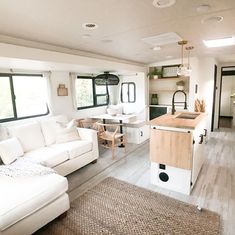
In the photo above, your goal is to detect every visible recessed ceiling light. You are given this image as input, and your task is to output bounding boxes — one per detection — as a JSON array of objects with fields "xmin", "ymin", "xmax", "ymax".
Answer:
[
  {"xmin": 152, "ymin": 46, "xmax": 161, "ymax": 51},
  {"xmin": 166, "ymin": 55, "xmax": 173, "ymax": 59},
  {"xmin": 201, "ymin": 16, "xmax": 223, "ymax": 24},
  {"xmin": 153, "ymin": 0, "xmax": 176, "ymax": 8},
  {"xmin": 82, "ymin": 23, "xmax": 98, "ymax": 30},
  {"xmin": 203, "ymin": 36, "xmax": 235, "ymax": 48},
  {"xmin": 197, "ymin": 4, "xmax": 211, "ymax": 13}
]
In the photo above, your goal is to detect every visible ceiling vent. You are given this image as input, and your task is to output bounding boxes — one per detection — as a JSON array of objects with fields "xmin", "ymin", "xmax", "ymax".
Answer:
[
  {"xmin": 142, "ymin": 32, "xmax": 182, "ymax": 46},
  {"xmin": 153, "ymin": 0, "xmax": 176, "ymax": 8},
  {"xmin": 201, "ymin": 16, "xmax": 223, "ymax": 24}
]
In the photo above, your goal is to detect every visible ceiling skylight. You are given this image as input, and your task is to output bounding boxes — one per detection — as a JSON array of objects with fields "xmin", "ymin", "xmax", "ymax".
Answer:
[{"xmin": 203, "ymin": 37, "xmax": 235, "ymax": 48}]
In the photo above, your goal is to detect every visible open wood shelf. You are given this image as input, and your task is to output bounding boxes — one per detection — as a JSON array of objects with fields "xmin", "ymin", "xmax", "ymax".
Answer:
[{"xmin": 149, "ymin": 76, "xmax": 190, "ymax": 81}]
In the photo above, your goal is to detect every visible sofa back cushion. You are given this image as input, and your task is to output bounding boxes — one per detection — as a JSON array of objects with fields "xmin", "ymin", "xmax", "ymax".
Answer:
[
  {"xmin": 40, "ymin": 115, "xmax": 68, "ymax": 146},
  {"xmin": 0, "ymin": 137, "xmax": 24, "ymax": 164},
  {"xmin": 8, "ymin": 122, "xmax": 45, "ymax": 152}
]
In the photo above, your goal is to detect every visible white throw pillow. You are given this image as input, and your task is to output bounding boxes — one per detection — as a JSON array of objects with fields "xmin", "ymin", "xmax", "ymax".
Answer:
[
  {"xmin": 8, "ymin": 122, "xmax": 45, "ymax": 152},
  {"xmin": 56, "ymin": 127, "xmax": 81, "ymax": 144},
  {"xmin": 0, "ymin": 138, "xmax": 24, "ymax": 165},
  {"xmin": 40, "ymin": 115, "xmax": 69, "ymax": 146},
  {"xmin": 66, "ymin": 119, "xmax": 78, "ymax": 128}
]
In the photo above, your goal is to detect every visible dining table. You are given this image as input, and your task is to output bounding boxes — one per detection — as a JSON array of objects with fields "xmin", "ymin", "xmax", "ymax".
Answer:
[{"xmin": 90, "ymin": 113, "xmax": 136, "ymax": 147}]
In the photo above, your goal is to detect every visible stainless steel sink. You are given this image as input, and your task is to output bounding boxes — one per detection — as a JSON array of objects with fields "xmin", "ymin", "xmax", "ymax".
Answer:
[{"xmin": 176, "ymin": 113, "xmax": 200, "ymax": 120}]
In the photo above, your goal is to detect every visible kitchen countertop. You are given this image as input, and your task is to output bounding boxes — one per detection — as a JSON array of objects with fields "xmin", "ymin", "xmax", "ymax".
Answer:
[{"xmin": 149, "ymin": 112, "xmax": 207, "ymax": 129}]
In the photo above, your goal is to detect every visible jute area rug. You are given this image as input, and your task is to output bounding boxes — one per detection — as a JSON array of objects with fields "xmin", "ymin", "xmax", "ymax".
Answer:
[{"xmin": 36, "ymin": 177, "xmax": 221, "ymax": 235}]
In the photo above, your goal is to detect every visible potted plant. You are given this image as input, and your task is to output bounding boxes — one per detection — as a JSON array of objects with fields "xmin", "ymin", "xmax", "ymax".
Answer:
[
  {"xmin": 176, "ymin": 80, "xmax": 185, "ymax": 90},
  {"xmin": 148, "ymin": 67, "xmax": 162, "ymax": 79}
]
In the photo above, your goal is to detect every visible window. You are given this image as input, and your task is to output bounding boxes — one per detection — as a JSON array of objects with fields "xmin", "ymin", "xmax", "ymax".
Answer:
[
  {"xmin": 121, "ymin": 82, "xmax": 136, "ymax": 103},
  {"xmin": 76, "ymin": 76, "xmax": 109, "ymax": 109},
  {"xmin": 0, "ymin": 74, "xmax": 49, "ymax": 122}
]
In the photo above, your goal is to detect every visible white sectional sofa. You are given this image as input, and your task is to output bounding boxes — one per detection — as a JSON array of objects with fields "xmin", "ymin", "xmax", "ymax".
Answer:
[{"xmin": 0, "ymin": 115, "xmax": 99, "ymax": 235}]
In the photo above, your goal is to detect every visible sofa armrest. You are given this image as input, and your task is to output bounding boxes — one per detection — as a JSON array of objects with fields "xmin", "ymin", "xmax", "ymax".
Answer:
[
  {"xmin": 77, "ymin": 128, "xmax": 99, "ymax": 159},
  {"xmin": 77, "ymin": 128, "xmax": 97, "ymax": 141}
]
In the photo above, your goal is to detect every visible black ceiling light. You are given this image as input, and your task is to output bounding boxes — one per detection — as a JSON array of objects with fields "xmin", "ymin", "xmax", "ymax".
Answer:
[{"xmin": 95, "ymin": 72, "xmax": 119, "ymax": 86}]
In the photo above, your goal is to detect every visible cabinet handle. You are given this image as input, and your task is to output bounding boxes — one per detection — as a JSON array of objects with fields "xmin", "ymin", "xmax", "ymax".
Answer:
[
  {"xmin": 203, "ymin": 129, "xmax": 207, "ymax": 137},
  {"xmin": 199, "ymin": 134, "xmax": 203, "ymax": 144},
  {"xmin": 140, "ymin": 131, "xmax": 143, "ymax": 137}
]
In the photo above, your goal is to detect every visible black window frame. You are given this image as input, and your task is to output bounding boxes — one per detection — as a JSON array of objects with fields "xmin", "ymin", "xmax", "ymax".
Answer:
[
  {"xmin": 76, "ymin": 76, "xmax": 109, "ymax": 110},
  {"xmin": 121, "ymin": 82, "xmax": 136, "ymax": 103},
  {"xmin": 0, "ymin": 73, "xmax": 49, "ymax": 123}
]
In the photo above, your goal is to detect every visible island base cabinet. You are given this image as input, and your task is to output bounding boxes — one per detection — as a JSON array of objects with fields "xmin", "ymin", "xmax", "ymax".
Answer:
[{"xmin": 151, "ymin": 162, "xmax": 191, "ymax": 195}]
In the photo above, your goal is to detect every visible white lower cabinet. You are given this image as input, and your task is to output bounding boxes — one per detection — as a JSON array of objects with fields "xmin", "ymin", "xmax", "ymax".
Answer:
[
  {"xmin": 150, "ymin": 118, "xmax": 207, "ymax": 194},
  {"xmin": 125, "ymin": 125, "xmax": 150, "ymax": 144},
  {"xmin": 151, "ymin": 162, "xmax": 191, "ymax": 195}
]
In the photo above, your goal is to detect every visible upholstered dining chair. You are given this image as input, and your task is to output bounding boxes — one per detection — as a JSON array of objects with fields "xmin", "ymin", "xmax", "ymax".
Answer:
[{"xmin": 95, "ymin": 122, "xmax": 126, "ymax": 160}]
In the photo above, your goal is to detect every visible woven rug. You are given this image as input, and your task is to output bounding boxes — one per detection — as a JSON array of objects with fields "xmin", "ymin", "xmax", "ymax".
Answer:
[{"xmin": 36, "ymin": 177, "xmax": 221, "ymax": 235}]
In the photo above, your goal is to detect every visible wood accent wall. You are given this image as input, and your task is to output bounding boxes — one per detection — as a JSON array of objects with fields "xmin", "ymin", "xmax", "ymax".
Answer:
[{"xmin": 150, "ymin": 129, "xmax": 193, "ymax": 170}]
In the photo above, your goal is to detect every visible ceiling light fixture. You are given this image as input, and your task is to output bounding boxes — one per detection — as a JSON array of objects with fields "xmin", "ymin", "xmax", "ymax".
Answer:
[
  {"xmin": 203, "ymin": 36, "xmax": 235, "ymax": 48},
  {"xmin": 177, "ymin": 40, "xmax": 188, "ymax": 76},
  {"xmin": 82, "ymin": 23, "xmax": 98, "ymax": 30},
  {"xmin": 153, "ymin": 46, "xmax": 161, "ymax": 51},
  {"xmin": 153, "ymin": 0, "xmax": 176, "ymax": 8},
  {"xmin": 185, "ymin": 46, "xmax": 194, "ymax": 76}
]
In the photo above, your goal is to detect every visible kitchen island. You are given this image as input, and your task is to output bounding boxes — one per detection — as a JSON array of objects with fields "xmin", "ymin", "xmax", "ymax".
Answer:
[{"xmin": 149, "ymin": 112, "xmax": 207, "ymax": 194}]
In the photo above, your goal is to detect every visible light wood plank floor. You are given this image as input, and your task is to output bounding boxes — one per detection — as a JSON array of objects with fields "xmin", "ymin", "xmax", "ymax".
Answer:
[{"xmin": 68, "ymin": 128, "xmax": 235, "ymax": 235}]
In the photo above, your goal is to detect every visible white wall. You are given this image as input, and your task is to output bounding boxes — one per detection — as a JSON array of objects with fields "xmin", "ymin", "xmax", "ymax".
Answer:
[
  {"xmin": 197, "ymin": 57, "xmax": 217, "ymax": 133},
  {"xmin": 118, "ymin": 73, "xmax": 147, "ymax": 119},
  {"xmin": 0, "ymin": 43, "xmax": 147, "ymax": 121}
]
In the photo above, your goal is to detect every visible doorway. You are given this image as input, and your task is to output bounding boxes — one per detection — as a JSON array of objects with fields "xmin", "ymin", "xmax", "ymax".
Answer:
[{"xmin": 218, "ymin": 67, "xmax": 235, "ymax": 128}]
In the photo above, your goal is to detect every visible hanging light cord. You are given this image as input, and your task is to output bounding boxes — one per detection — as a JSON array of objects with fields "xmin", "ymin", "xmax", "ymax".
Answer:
[{"xmin": 181, "ymin": 43, "xmax": 184, "ymax": 65}]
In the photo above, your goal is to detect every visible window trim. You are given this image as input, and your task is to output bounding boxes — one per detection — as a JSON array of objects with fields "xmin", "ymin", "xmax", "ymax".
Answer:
[
  {"xmin": 0, "ymin": 73, "xmax": 49, "ymax": 123},
  {"xmin": 121, "ymin": 82, "xmax": 136, "ymax": 103},
  {"xmin": 76, "ymin": 76, "xmax": 109, "ymax": 110}
]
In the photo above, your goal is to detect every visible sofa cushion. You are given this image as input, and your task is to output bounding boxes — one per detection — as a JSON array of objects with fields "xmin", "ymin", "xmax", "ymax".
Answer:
[
  {"xmin": 0, "ymin": 138, "xmax": 24, "ymax": 165},
  {"xmin": 40, "ymin": 115, "xmax": 68, "ymax": 146},
  {"xmin": 51, "ymin": 140, "xmax": 92, "ymax": 159},
  {"xmin": 0, "ymin": 173, "xmax": 68, "ymax": 231},
  {"xmin": 8, "ymin": 122, "xmax": 45, "ymax": 152},
  {"xmin": 24, "ymin": 147, "xmax": 69, "ymax": 168}
]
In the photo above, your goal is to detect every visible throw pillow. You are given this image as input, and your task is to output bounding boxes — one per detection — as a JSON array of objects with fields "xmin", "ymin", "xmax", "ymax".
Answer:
[
  {"xmin": 8, "ymin": 122, "xmax": 45, "ymax": 152},
  {"xmin": 56, "ymin": 119, "xmax": 78, "ymax": 128},
  {"xmin": 56, "ymin": 126, "xmax": 81, "ymax": 144},
  {"xmin": 0, "ymin": 138, "xmax": 24, "ymax": 165}
]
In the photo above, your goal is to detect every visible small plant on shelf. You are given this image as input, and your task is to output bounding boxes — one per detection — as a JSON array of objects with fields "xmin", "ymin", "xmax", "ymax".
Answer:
[
  {"xmin": 176, "ymin": 80, "xmax": 185, "ymax": 90},
  {"xmin": 148, "ymin": 67, "xmax": 162, "ymax": 79}
]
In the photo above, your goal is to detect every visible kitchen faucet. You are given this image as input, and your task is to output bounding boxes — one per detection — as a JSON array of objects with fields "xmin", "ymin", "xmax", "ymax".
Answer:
[{"xmin": 171, "ymin": 90, "xmax": 187, "ymax": 115}]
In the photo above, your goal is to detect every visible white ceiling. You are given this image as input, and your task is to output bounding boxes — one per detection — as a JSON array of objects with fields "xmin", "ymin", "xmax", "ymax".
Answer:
[{"xmin": 0, "ymin": 0, "xmax": 235, "ymax": 64}]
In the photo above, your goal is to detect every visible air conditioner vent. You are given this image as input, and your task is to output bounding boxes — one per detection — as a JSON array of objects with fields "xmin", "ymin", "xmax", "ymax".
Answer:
[{"xmin": 142, "ymin": 32, "xmax": 182, "ymax": 46}]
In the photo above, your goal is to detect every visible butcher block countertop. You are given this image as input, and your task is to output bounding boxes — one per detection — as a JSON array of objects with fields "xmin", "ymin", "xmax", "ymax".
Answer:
[{"xmin": 149, "ymin": 112, "xmax": 207, "ymax": 130}]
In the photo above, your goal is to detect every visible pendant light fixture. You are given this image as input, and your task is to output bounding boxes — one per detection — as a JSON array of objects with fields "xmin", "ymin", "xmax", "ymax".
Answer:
[
  {"xmin": 185, "ymin": 46, "xmax": 194, "ymax": 76},
  {"xmin": 177, "ymin": 40, "xmax": 188, "ymax": 76}
]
